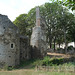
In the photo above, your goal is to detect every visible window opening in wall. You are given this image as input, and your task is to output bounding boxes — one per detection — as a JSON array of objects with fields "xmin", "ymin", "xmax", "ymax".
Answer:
[
  {"xmin": 8, "ymin": 66, "xmax": 12, "ymax": 68},
  {"xmin": 9, "ymin": 56, "xmax": 11, "ymax": 57},
  {"xmin": 11, "ymin": 44, "xmax": 13, "ymax": 48},
  {"xmin": 3, "ymin": 27, "xmax": 5, "ymax": 29}
]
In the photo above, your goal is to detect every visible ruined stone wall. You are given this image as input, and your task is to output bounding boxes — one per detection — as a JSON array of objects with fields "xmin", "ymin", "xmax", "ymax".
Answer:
[
  {"xmin": 20, "ymin": 36, "xmax": 30, "ymax": 61},
  {"xmin": 0, "ymin": 14, "xmax": 20, "ymax": 67}
]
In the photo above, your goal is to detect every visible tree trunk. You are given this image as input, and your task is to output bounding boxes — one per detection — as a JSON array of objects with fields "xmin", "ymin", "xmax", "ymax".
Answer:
[
  {"xmin": 63, "ymin": 26, "xmax": 67, "ymax": 53},
  {"xmin": 59, "ymin": 43, "xmax": 60, "ymax": 49},
  {"xmin": 74, "ymin": 42, "xmax": 75, "ymax": 48},
  {"xmin": 49, "ymin": 36, "xmax": 52, "ymax": 49},
  {"xmin": 54, "ymin": 36, "xmax": 56, "ymax": 52},
  {"xmin": 49, "ymin": 28, "xmax": 52, "ymax": 49}
]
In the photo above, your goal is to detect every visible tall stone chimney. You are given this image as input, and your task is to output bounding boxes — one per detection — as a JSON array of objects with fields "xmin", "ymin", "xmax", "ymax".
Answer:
[
  {"xmin": 30, "ymin": 7, "xmax": 47, "ymax": 59},
  {"xmin": 36, "ymin": 7, "xmax": 40, "ymax": 26}
]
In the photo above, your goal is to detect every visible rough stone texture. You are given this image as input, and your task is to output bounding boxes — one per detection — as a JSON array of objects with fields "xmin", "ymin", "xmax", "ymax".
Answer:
[
  {"xmin": 30, "ymin": 26, "xmax": 47, "ymax": 58},
  {"xmin": 30, "ymin": 7, "xmax": 47, "ymax": 58},
  {"xmin": 0, "ymin": 14, "xmax": 20, "ymax": 67},
  {"xmin": 36, "ymin": 7, "xmax": 40, "ymax": 26},
  {"xmin": 20, "ymin": 35, "xmax": 31, "ymax": 61}
]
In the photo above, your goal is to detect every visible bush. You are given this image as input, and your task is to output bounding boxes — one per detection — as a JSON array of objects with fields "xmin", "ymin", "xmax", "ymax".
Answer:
[
  {"xmin": 42, "ymin": 56, "xmax": 51, "ymax": 66},
  {"xmin": 50, "ymin": 58, "xmax": 63, "ymax": 65},
  {"xmin": 3, "ymin": 65, "xmax": 14, "ymax": 71},
  {"xmin": 42, "ymin": 56, "xmax": 64, "ymax": 66},
  {"xmin": 67, "ymin": 46, "xmax": 74, "ymax": 51},
  {"xmin": 57, "ymin": 48, "xmax": 63, "ymax": 51}
]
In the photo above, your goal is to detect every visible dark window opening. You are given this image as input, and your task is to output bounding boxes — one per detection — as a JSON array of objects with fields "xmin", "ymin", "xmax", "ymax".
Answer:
[
  {"xmin": 9, "ymin": 56, "xmax": 11, "ymax": 57},
  {"xmin": 3, "ymin": 27, "xmax": 5, "ymax": 29},
  {"xmin": 8, "ymin": 66, "xmax": 12, "ymax": 68},
  {"xmin": 11, "ymin": 44, "xmax": 13, "ymax": 48}
]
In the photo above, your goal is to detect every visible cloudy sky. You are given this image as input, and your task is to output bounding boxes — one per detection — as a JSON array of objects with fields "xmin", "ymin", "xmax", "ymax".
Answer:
[{"xmin": 0, "ymin": 0, "xmax": 50, "ymax": 21}]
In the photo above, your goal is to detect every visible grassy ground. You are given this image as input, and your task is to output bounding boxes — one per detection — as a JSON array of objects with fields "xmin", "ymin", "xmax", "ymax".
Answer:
[
  {"xmin": 0, "ymin": 52, "xmax": 75, "ymax": 75},
  {"xmin": 0, "ymin": 70, "xmax": 74, "ymax": 75},
  {"xmin": 0, "ymin": 59, "xmax": 74, "ymax": 75}
]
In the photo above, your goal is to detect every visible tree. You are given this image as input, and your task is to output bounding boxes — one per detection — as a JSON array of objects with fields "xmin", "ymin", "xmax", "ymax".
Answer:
[
  {"xmin": 27, "ymin": 7, "xmax": 36, "ymax": 28},
  {"xmin": 13, "ymin": 14, "xmax": 32, "ymax": 39},
  {"xmin": 57, "ymin": 11, "xmax": 73, "ymax": 52},
  {"xmin": 40, "ymin": 2, "xmax": 63, "ymax": 49},
  {"xmin": 13, "ymin": 14, "xmax": 28, "ymax": 35},
  {"xmin": 50, "ymin": 0, "xmax": 75, "ymax": 10},
  {"xmin": 27, "ymin": 2, "xmax": 75, "ymax": 52},
  {"xmin": 68, "ymin": 16, "xmax": 75, "ymax": 47},
  {"xmin": 13, "ymin": 2, "xmax": 75, "ymax": 52}
]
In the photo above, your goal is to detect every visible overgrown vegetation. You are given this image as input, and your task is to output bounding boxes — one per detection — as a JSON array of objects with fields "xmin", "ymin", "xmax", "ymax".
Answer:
[
  {"xmin": 0, "ymin": 56, "xmax": 75, "ymax": 72},
  {"xmin": 67, "ymin": 46, "xmax": 75, "ymax": 51},
  {"xmin": 42, "ymin": 57, "xmax": 64, "ymax": 66},
  {"xmin": 18, "ymin": 56, "xmax": 75, "ymax": 69}
]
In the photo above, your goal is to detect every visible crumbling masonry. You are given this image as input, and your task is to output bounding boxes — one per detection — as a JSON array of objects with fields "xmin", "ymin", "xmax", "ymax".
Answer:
[
  {"xmin": 30, "ymin": 7, "xmax": 47, "ymax": 58},
  {"xmin": 0, "ymin": 7, "xmax": 47, "ymax": 67},
  {"xmin": 0, "ymin": 14, "xmax": 20, "ymax": 67}
]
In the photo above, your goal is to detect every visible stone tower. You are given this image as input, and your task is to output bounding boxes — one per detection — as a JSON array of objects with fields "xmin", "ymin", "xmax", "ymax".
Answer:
[
  {"xmin": 0, "ymin": 14, "xmax": 20, "ymax": 67},
  {"xmin": 30, "ymin": 7, "xmax": 47, "ymax": 58}
]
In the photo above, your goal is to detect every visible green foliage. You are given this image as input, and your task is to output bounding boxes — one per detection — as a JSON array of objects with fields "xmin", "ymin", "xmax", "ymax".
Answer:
[
  {"xmin": 50, "ymin": 58, "xmax": 63, "ymax": 65},
  {"xmin": 18, "ymin": 56, "xmax": 75, "ymax": 68},
  {"xmin": 50, "ymin": 0, "xmax": 75, "ymax": 10},
  {"xmin": 13, "ymin": 2, "xmax": 75, "ymax": 50},
  {"xmin": 57, "ymin": 48, "xmax": 63, "ymax": 51},
  {"xmin": 13, "ymin": 14, "xmax": 27, "ymax": 35},
  {"xmin": 27, "ymin": 7, "xmax": 36, "ymax": 27},
  {"xmin": 67, "ymin": 45, "xmax": 74, "ymax": 51},
  {"xmin": 68, "ymin": 18, "xmax": 75, "ymax": 42},
  {"xmin": 42, "ymin": 57, "xmax": 64, "ymax": 66},
  {"xmin": 13, "ymin": 14, "xmax": 32, "ymax": 38},
  {"xmin": 63, "ymin": 62, "xmax": 75, "ymax": 66},
  {"xmin": 18, "ymin": 57, "xmax": 64, "ymax": 68},
  {"xmin": 3, "ymin": 65, "xmax": 14, "ymax": 71},
  {"xmin": 19, "ymin": 59, "xmax": 37, "ymax": 68},
  {"xmin": 42, "ymin": 56, "xmax": 51, "ymax": 66}
]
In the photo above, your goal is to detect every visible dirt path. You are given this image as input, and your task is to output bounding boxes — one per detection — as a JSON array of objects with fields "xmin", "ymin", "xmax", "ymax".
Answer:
[{"xmin": 47, "ymin": 52, "xmax": 75, "ymax": 58}]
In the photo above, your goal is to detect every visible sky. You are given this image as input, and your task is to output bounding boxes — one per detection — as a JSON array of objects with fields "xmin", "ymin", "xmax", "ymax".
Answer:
[{"xmin": 0, "ymin": 0, "xmax": 50, "ymax": 21}]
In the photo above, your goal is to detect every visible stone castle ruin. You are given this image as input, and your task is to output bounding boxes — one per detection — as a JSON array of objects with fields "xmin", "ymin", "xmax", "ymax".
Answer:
[
  {"xmin": 0, "ymin": 14, "xmax": 30, "ymax": 67},
  {"xmin": 0, "ymin": 7, "xmax": 47, "ymax": 67},
  {"xmin": 0, "ymin": 14, "xmax": 20, "ymax": 67}
]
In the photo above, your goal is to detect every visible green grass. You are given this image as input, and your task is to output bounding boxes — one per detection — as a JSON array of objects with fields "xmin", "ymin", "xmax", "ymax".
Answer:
[
  {"xmin": 0, "ymin": 57, "xmax": 75, "ymax": 75},
  {"xmin": 15, "ymin": 56, "xmax": 75, "ymax": 71},
  {"xmin": 0, "ymin": 70, "xmax": 74, "ymax": 75},
  {"xmin": 19, "ymin": 56, "xmax": 75, "ymax": 67}
]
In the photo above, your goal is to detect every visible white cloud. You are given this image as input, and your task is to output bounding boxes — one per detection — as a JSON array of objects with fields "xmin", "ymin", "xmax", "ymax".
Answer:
[{"xmin": 0, "ymin": 0, "xmax": 49, "ymax": 21}]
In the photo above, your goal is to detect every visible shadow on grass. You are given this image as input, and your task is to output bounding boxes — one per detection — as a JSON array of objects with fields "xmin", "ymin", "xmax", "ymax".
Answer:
[{"xmin": 15, "ymin": 59, "xmax": 38, "ymax": 70}]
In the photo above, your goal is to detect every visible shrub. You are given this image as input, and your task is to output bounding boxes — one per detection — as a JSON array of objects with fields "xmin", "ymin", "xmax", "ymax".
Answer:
[
  {"xmin": 50, "ymin": 58, "xmax": 63, "ymax": 65},
  {"xmin": 3, "ymin": 65, "xmax": 14, "ymax": 71},
  {"xmin": 42, "ymin": 57, "xmax": 64, "ymax": 66},
  {"xmin": 57, "ymin": 48, "xmax": 63, "ymax": 51},
  {"xmin": 67, "ymin": 46, "xmax": 74, "ymax": 51},
  {"xmin": 42, "ymin": 56, "xmax": 51, "ymax": 66}
]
